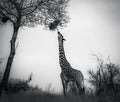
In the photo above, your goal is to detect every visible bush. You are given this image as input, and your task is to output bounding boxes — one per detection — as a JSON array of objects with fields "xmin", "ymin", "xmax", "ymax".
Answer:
[
  {"xmin": 88, "ymin": 54, "xmax": 120, "ymax": 98},
  {"xmin": 3, "ymin": 73, "xmax": 32, "ymax": 94}
]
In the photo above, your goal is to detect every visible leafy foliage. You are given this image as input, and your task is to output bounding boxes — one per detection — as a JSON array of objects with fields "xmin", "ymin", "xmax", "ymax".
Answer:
[
  {"xmin": 0, "ymin": 0, "xmax": 70, "ymax": 28},
  {"xmin": 40, "ymin": 0, "xmax": 70, "ymax": 30}
]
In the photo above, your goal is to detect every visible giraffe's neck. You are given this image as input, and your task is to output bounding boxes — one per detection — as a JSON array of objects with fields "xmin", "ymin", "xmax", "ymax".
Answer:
[{"xmin": 58, "ymin": 40, "xmax": 71, "ymax": 69}]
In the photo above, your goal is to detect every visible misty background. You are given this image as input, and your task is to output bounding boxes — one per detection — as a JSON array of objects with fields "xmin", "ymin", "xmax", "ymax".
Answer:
[{"xmin": 0, "ymin": 0, "xmax": 120, "ymax": 93}]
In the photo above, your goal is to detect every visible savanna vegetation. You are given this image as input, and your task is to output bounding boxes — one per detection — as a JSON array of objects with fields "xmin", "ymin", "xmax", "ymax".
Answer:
[
  {"xmin": 0, "ymin": 54, "xmax": 120, "ymax": 102},
  {"xmin": 0, "ymin": 0, "xmax": 69, "ymax": 95},
  {"xmin": 88, "ymin": 54, "xmax": 120, "ymax": 102},
  {"xmin": 0, "ymin": 0, "xmax": 120, "ymax": 102}
]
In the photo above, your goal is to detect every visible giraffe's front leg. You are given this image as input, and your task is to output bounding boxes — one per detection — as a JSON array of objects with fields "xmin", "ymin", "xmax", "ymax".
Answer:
[
  {"xmin": 61, "ymin": 78, "xmax": 66, "ymax": 95},
  {"xmin": 60, "ymin": 75, "xmax": 68, "ymax": 96}
]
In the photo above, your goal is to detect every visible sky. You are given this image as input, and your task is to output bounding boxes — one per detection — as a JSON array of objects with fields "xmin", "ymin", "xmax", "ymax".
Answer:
[{"xmin": 0, "ymin": 0, "xmax": 120, "ymax": 93}]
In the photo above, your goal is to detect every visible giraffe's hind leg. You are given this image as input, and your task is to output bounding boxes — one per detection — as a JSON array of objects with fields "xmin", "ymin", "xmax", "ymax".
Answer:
[{"xmin": 68, "ymin": 81, "xmax": 79, "ymax": 95}]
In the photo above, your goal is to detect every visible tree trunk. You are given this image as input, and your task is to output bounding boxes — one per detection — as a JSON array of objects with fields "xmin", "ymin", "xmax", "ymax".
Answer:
[{"xmin": 0, "ymin": 25, "xmax": 19, "ymax": 96}]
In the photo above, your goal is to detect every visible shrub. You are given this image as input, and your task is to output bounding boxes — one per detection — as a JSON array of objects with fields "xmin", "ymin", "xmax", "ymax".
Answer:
[
  {"xmin": 88, "ymin": 54, "xmax": 120, "ymax": 97},
  {"xmin": 4, "ymin": 73, "xmax": 32, "ymax": 94}
]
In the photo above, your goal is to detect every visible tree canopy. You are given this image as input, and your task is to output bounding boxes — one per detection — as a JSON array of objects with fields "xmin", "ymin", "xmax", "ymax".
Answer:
[
  {"xmin": 0, "ymin": 0, "xmax": 70, "ymax": 28},
  {"xmin": 0, "ymin": 0, "xmax": 70, "ymax": 96}
]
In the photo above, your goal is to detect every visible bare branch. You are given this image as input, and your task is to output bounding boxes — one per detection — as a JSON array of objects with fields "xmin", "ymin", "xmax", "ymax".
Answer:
[
  {"xmin": 22, "ymin": 6, "xmax": 37, "ymax": 16},
  {"xmin": 88, "ymin": 54, "xmax": 120, "ymax": 95},
  {"xmin": 21, "ymin": 0, "xmax": 45, "ymax": 16},
  {"xmin": 0, "ymin": 3, "xmax": 17, "ymax": 18},
  {"xmin": 0, "ymin": 10, "xmax": 15, "ymax": 24}
]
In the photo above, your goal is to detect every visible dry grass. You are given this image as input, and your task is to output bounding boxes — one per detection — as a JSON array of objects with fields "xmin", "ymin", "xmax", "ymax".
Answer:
[{"xmin": 0, "ymin": 90, "xmax": 97, "ymax": 102}]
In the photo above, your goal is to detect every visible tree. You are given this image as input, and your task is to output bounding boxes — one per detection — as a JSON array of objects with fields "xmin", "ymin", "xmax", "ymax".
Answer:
[
  {"xmin": 88, "ymin": 54, "xmax": 120, "ymax": 96},
  {"xmin": 0, "ymin": 0, "xmax": 70, "ymax": 95},
  {"xmin": 41, "ymin": 0, "xmax": 70, "ymax": 31}
]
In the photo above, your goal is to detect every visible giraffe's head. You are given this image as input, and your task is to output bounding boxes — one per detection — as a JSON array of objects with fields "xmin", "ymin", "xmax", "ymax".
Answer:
[{"xmin": 57, "ymin": 31, "xmax": 66, "ymax": 42}]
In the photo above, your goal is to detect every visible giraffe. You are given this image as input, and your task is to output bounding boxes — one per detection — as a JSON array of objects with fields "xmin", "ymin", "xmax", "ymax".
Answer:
[
  {"xmin": 67, "ymin": 81, "xmax": 79, "ymax": 95},
  {"xmin": 57, "ymin": 30, "xmax": 84, "ymax": 95}
]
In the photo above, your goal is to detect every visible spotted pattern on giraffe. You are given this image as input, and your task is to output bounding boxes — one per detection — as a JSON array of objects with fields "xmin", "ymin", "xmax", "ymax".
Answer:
[{"xmin": 57, "ymin": 31, "xmax": 84, "ymax": 95}]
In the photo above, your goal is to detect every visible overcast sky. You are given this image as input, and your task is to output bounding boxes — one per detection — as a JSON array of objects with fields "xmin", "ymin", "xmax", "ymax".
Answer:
[{"xmin": 0, "ymin": 0, "xmax": 120, "ymax": 93}]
